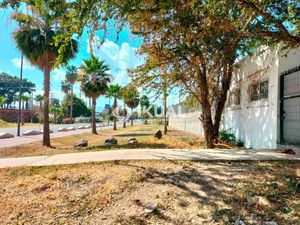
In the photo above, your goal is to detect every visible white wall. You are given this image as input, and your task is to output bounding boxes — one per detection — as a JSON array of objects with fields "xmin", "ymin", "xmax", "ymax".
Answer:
[
  {"xmin": 169, "ymin": 111, "xmax": 204, "ymax": 136},
  {"xmin": 169, "ymin": 47, "xmax": 300, "ymax": 149},
  {"xmin": 224, "ymin": 48, "xmax": 280, "ymax": 149}
]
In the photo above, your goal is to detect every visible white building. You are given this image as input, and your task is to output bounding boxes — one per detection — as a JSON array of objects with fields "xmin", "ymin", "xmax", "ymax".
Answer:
[
  {"xmin": 169, "ymin": 46, "xmax": 300, "ymax": 149},
  {"xmin": 224, "ymin": 47, "xmax": 300, "ymax": 149}
]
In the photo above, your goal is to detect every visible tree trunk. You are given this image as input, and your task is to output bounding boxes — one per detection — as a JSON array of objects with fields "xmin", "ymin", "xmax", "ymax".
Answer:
[
  {"xmin": 43, "ymin": 68, "xmax": 51, "ymax": 147},
  {"xmin": 113, "ymin": 97, "xmax": 117, "ymax": 130},
  {"xmin": 91, "ymin": 97, "xmax": 97, "ymax": 134},
  {"xmin": 163, "ymin": 76, "xmax": 168, "ymax": 134},
  {"xmin": 70, "ymin": 85, "xmax": 73, "ymax": 123},
  {"xmin": 21, "ymin": 101, "xmax": 24, "ymax": 125},
  {"xmin": 201, "ymin": 103, "xmax": 215, "ymax": 148},
  {"xmin": 213, "ymin": 61, "xmax": 234, "ymax": 140},
  {"xmin": 131, "ymin": 108, "xmax": 133, "ymax": 126},
  {"xmin": 123, "ymin": 104, "xmax": 126, "ymax": 128},
  {"xmin": 196, "ymin": 63, "xmax": 214, "ymax": 148}
]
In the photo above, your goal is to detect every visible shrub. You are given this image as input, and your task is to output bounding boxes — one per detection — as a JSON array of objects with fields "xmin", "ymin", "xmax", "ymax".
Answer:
[
  {"xmin": 32, "ymin": 115, "xmax": 39, "ymax": 123},
  {"xmin": 236, "ymin": 140, "xmax": 244, "ymax": 147},
  {"xmin": 219, "ymin": 129, "xmax": 236, "ymax": 142}
]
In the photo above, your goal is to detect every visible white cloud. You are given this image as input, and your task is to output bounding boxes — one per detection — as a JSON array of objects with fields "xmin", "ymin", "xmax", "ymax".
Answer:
[
  {"xmin": 87, "ymin": 39, "xmax": 144, "ymax": 85},
  {"xmin": 11, "ymin": 58, "xmax": 36, "ymax": 70},
  {"xmin": 52, "ymin": 69, "xmax": 65, "ymax": 82}
]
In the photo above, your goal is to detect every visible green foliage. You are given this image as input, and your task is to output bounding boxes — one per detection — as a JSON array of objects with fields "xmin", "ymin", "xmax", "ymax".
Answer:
[
  {"xmin": 140, "ymin": 95, "xmax": 150, "ymax": 109},
  {"xmin": 50, "ymin": 106, "xmax": 63, "ymax": 124},
  {"xmin": 11, "ymin": 1, "xmax": 78, "ymax": 70},
  {"xmin": 219, "ymin": 130, "xmax": 236, "ymax": 143},
  {"xmin": 65, "ymin": 65, "xmax": 78, "ymax": 85},
  {"xmin": 122, "ymin": 85, "xmax": 140, "ymax": 110},
  {"xmin": 51, "ymin": 98, "xmax": 60, "ymax": 107},
  {"xmin": 106, "ymin": 84, "xmax": 123, "ymax": 110},
  {"xmin": 0, "ymin": 72, "xmax": 35, "ymax": 108},
  {"xmin": 61, "ymin": 80, "xmax": 71, "ymax": 94},
  {"xmin": 236, "ymin": 140, "xmax": 245, "ymax": 147},
  {"xmin": 80, "ymin": 55, "xmax": 111, "ymax": 99},
  {"xmin": 0, "ymin": 96, "xmax": 7, "ymax": 108},
  {"xmin": 62, "ymin": 95, "xmax": 91, "ymax": 118},
  {"xmin": 285, "ymin": 176, "xmax": 299, "ymax": 194}
]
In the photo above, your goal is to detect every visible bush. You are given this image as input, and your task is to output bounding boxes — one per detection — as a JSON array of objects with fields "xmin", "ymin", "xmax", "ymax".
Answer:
[
  {"xmin": 32, "ymin": 115, "xmax": 39, "ymax": 123},
  {"xmin": 236, "ymin": 140, "xmax": 244, "ymax": 147},
  {"xmin": 219, "ymin": 130, "xmax": 236, "ymax": 142}
]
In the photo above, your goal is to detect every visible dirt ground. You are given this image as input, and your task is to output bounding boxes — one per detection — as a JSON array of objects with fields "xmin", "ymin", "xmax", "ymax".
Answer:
[
  {"xmin": 0, "ymin": 124, "xmax": 210, "ymax": 158},
  {"xmin": 0, "ymin": 160, "xmax": 299, "ymax": 225}
]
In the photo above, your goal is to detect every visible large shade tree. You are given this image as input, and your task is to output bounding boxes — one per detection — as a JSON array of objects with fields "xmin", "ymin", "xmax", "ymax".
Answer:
[
  {"xmin": 106, "ymin": 84, "xmax": 122, "ymax": 130},
  {"xmin": 62, "ymin": 94, "xmax": 91, "ymax": 118},
  {"xmin": 80, "ymin": 55, "xmax": 111, "ymax": 134},
  {"xmin": 11, "ymin": 0, "xmax": 78, "ymax": 146},
  {"xmin": 94, "ymin": 0, "xmax": 299, "ymax": 147},
  {"xmin": 0, "ymin": 72, "xmax": 35, "ymax": 108},
  {"xmin": 4, "ymin": 0, "xmax": 299, "ymax": 147}
]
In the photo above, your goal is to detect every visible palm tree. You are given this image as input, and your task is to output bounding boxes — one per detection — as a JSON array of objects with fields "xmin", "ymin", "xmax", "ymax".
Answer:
[
  {"xmin": 12, "ymin": 1, "xmax": 78, "ymax": 146},
  {"xmin": 20, "ymin": 95, "xmax": 29, "ymax": 110},
  {"xmin": 106, "ymin": 84, "xmax": 122, "ymax": 130},
  {"xmin": 61, "ymin": 80, "xmax": 71, "ymax": 117},
  {"xmin": 20, "ymin": 95, "xmax": 30, "ymax": 125},
  {"xmin": 80, "ymin": 55, "xmax": 111, "ymax": 134},
  {"xmin": 123, "ymin": 86, "xmax": 140, "ymax": 126},
  {"xmin": 50, "ymin": 106, "xmax": 62, "ymax": 124},
  {"xmin": 65, "ymin": 65, "xmax": 78, "ymax": 123},
  {"xmin": 35, "ymin": 94, "xmax": 44, "ymax": 110}
]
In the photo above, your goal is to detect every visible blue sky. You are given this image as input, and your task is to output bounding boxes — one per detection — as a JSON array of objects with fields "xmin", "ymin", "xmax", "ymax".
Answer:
[{"xmin": 0, "ymin": 8, "xmax": 180, "ymax": 111}]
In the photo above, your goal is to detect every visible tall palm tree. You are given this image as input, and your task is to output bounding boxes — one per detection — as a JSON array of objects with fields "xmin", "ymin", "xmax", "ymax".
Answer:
[
  {"xmin": 12, "ymin": 1, "xmax": 78, "ymax": 146},
  {"xmin": 61, "ymin": 80, "xmax": 71, "ymax": 117},
  {"xmin": 80, "ymin": 55, "xmax": 111, "ymax": 134},
  {"xmin": 106, "ymin": 84, "xmax": 122, "ymax": 130},
  {"xmin": 65, "ymin": 65, "xmax": 78, "ymax": 123},
  {"xmin": 20, "ymin": 95, "xmax": 30, "ymax": 125},
  {"xmin": 35, "ymin": 94, "xmax": 44, "ymax": 110},
  {"xmin": 20, "ymin": 95, "xmax": 29, "ymax": 110}
]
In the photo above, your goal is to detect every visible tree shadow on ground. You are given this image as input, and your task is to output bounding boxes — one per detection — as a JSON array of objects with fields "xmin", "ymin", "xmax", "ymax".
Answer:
[
  {"xmin": 83, "ymin": 143, "xmax": 169, "ymax": 151},
  {"xmin": 113, "ymin": 133, "xmax": 153, "ymax": 137},
  {"xmin": 117, "ymin": 161, "xmax": 299, "ymax": 225}
]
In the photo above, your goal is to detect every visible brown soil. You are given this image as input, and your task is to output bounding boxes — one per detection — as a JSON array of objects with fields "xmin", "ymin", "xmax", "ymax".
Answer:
[{"xmin": 0, "ymin": 160, "xmax": 299, "ymax": 224}]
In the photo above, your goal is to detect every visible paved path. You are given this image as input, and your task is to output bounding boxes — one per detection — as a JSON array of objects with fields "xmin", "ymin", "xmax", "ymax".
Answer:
[
  {"xmin": 0, "ymin": 122, "xmax": 122, "ymax": 148},
  {"xmin": 0, "ymin": 148, "xmax": 299, "ymax": 169}
]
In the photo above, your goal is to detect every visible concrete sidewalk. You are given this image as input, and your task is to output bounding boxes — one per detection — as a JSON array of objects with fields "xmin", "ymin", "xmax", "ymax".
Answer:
[
  {"xmin": 0, "ymin": 148, "xmax": 299, "ymax": 169},
  {"xmin": 0, "ymin": 125, "xmax": 111, "ymax": 149}
]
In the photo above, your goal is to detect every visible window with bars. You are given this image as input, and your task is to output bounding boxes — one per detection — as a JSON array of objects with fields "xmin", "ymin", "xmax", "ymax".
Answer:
[{"xmin": 250, "ymin": 80, "xmax": 269, "ymax": 101}]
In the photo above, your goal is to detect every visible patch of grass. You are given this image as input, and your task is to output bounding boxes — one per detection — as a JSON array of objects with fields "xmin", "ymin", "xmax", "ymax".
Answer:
[
  {"xmin": 0, "ymin": 161, "xmax": 298, "ymax": 224},
  {"xmin": 0, "ymin": 119, "xmax": 33, "ymax": 128},
  {"xmin": 0, "ymin": 124, "xmax": 203, "ymax": 158}
]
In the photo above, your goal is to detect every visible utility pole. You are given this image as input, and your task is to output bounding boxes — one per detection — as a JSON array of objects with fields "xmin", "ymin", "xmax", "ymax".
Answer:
[{"xmin": 17, "ymin": 53, "xmax": 24, "ymax": 136}]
